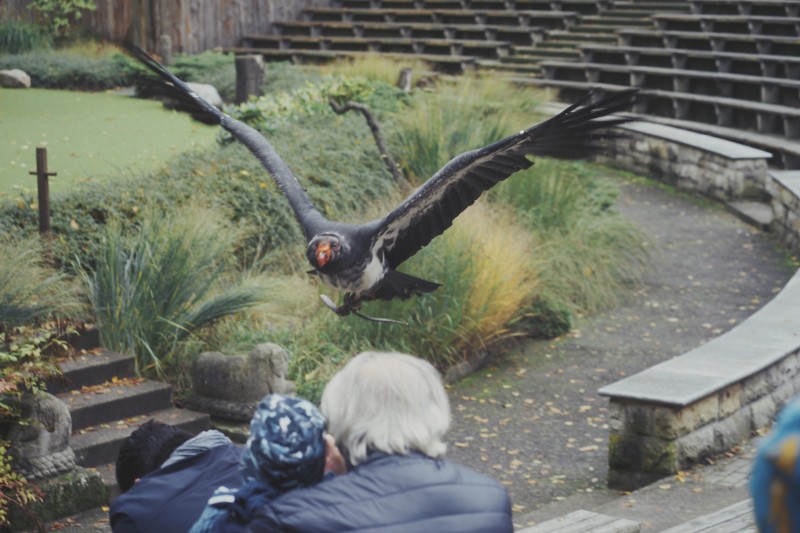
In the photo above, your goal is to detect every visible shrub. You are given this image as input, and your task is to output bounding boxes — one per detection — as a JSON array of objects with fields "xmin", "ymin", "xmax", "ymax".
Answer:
[
  {"xmin": 220, "ymin": 201, "xmax": 541, "ymax": 402},
  {"xmin": 493, "ymin": 160, "xmax": 648, "ymax": 314},
  {"xmin": 0, "ymin": 237, "xmax": 82, "ymax": 329},
  {"xmin": 0, "ymin": 49, "xmax": 128, "ymax": 90},
  {"xmin": 0, "ymin": 19, "xmax": 52, "ymax": 55},
  {"xmin": 391, "ymin": 76, "xmax": 544, "ymax": 183},
  {"xmin": 30, "ymin": 0, "xmax": 96, "ymax": 39},
  {"xmin": 81, "ymin": 206, "xmax": 273, "ymax": 378}
]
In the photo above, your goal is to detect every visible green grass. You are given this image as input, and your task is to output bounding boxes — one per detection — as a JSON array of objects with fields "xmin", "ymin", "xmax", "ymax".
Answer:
[{"xmin": 0, "ymin": 88, "xmax": 216, "ymax": 199}]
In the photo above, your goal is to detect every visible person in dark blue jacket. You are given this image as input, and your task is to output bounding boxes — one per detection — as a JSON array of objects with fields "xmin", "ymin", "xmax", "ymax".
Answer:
[
  {"xmin": 109, "ymin": 420, "xmax": 243, "ymax": 533},
  {"xmin": 246, "ymin": 351, "xmax": 514, "ymax": 533}
]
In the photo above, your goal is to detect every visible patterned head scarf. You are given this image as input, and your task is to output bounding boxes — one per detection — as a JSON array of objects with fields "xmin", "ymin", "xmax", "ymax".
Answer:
[{"xmin": 239, "ymin": 394, "xmax": 327, "ymax": 490}]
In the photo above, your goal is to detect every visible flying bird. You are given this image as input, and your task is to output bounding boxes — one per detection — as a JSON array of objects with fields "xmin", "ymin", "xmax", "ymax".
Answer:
[{"xmin": 126, "ymin": 44, "xmax": 636, "ymax": 323}]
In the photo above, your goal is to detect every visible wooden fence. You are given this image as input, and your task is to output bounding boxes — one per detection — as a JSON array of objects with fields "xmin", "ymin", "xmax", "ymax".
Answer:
[{"xmin": 1, "ymin": 0, "xmax": 328, "ymax": 54}]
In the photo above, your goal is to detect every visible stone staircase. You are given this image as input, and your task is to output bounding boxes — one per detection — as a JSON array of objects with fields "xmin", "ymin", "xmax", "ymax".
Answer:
[
  {"xmin": 225, "ymin": 0, "xmax": 691, "ymax": 78},
  {"xmin": 46, "ymin": 333, "xmax": 209, "ymax": 500}
]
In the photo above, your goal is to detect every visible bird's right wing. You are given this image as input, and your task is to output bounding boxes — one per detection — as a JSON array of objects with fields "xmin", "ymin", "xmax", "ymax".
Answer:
[
  {"xmin": 125, "ymin": 44, "xmax": 325, "ymax": 236},
  {"xmin": 373, "ymin": 89, "xmax": 637, "ymax": 269}
]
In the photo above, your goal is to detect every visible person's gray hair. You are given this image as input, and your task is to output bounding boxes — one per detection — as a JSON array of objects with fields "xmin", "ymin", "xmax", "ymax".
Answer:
[{"xmin": 321, "ymin": 351, "xmax": 450, "ymax": 466}]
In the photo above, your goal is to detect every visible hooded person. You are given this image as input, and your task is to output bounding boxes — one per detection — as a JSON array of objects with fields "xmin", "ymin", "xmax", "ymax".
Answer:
[
  {"xmin": 751, "ymin": 396, "xmax": 800, "ymax": 533},
  {"xmin": 190, "ymin": 394, "xmax": 328, "ymax": 533}
]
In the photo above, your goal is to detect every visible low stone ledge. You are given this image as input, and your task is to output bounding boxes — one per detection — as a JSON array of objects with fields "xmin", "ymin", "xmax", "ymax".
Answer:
[
  {"xmin": 600, "ymin": 120, "xmax": 773, "ymax": 203},
  {"xmin": 599, "ymin": 269, "xmax": 800, "ymax": 489}
]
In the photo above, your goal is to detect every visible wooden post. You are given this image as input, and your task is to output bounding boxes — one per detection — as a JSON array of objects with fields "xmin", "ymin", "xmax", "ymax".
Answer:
[
  {"xmin": 235, "ymin": 54, "xmax": 265, "ymax": 104},
  {"xmin": 160, "ymin": 34, "xmax": 173, "ymax": 66},
  {"xmin": 28, "ymin": 147, "xmax": 56, "ymax": 235}
]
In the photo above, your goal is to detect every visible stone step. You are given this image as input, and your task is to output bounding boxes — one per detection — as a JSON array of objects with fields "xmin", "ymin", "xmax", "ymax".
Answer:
[
  {"xmin": 71, "ymin": 407, "xmax": 209, "ymax": 471},
  {"xmin": 726, "ymin": 200, "xmax": 773, "ymax": 230},
  {"xmin": 59, "ymin": 379, "xmax": 173, "ymax": 431},
  {"xmin": 518, "ymin": 510, "xmax": 641, "ymax": 533},
  {"xmin": 477, "ymin": 60, "xmax": 541, "ymax": 74},
  {"xmin": 510, "ymin": 48, "xmax": 579, "ymax": 59},
  {"xmin": 581, "ymin": 15, "xmax": 654, "ymax": 26},
  {"xmin": 546, "ymin": 32, "xmax": 617, "ymax": 44},
  {"xmin": 48, "ymin": 350, "xmax": 136, "ymax": 395}
]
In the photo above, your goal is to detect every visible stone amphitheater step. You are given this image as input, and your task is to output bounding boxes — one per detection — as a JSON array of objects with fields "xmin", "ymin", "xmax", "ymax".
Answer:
[
  {"xmin": 72, "ymin": 407, "xmax": 209, "ymax": 469},
  {"xmin": 580, "ymin": 15, "xmax": 655, "ymax": 26},
  {"xmin": 49, "ymin": 344, "xmax": 211, "ymax": 500},
  {"xmin": 513, "ymin": 46, "xmax": 581, "ymax": 58},
  {"xmin": 476, "ymin": 60, "xmax": 541, "ymax": 74},
  {"xmin": 59, "ymin": 379, "xmax": 174, "ymax": 432},
  {"xmin": 545, "ymin": 32, "xmax": 618, "ymax": 44},
  {"xmin": 512, "ymin": 48, "xmax": 581, "ymax": 59},
  {"xmin": 47, "ymin": 350, "xmax": 135, "ymax": 395},
  {"xmin": 606, "ymin": 2, "xmax": 691, "ymax": 13}
]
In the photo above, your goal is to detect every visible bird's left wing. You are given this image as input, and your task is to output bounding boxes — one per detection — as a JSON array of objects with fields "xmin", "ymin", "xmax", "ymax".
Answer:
[
  {"xmin": 124, "ymin": 44, "xmax": 327, "ymax": 238},
  {"xmin": 375, "ymin": 89, "xmax": 637, "ymax": 269}
]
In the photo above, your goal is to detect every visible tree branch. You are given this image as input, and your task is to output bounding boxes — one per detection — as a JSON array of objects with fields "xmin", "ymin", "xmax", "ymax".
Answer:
[{"xmin": 328, "ymin": 98, "xmax": 407, "ymax": 186}]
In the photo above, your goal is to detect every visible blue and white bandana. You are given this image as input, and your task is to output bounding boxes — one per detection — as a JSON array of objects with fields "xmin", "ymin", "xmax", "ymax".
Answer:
[{"xmin": 190, "ymin": 395, "xmax": 327, "ymax": 533}]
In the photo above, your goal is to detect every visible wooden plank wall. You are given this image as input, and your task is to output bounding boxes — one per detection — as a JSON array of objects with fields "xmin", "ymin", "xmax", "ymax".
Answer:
[{"xmin": 0, "ymin": 0, "xmax": 329, "ymax": 54}]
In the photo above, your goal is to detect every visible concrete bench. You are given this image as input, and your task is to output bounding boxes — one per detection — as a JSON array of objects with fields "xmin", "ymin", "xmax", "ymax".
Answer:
[
  {"xmin": 652, "ymin": 13, "xmax": 800, "ymax": 37},
  {"xmin": 243, "ymin": 34, "xmax": 512, "ymax": 58},
  {"xmin": 520, "ymin": 77, "xmax": 800, "ymax": 150},
  {"xmin": 273, "ymin": 21, "xmax": 547, "ymax": 45},
  {"xmin": 617, "ymin": 28, "xmax": 800, "ymax": 57},
  {"xmin": 690, "ymin": 0, "xmax": 799, "ymax": 17},
  {"xmin": 579, "ymin": 44, "xmax": 800, "ymax": 79},
  {"xmin": 225, "ymin": 47, "xmax": 476, "ymax": 74},
  {"xmin": 302, "ymin": 7, "xmax": 579, "ymax": 28},
  {"xmin": 598, "ymin": 249, "xmax": 800, "ymax": 488},
  {"xmin": 660, "ymin": 500, "xmax": 755, "ymax": 532},
  {"xmin": 517, "ymin": 510, "xmax": 641, "ymax": 533},
  {"xmin": 335, "ymin": 0, "xmax": 603, "ymax": 12},
  {"xmin": 611, "ymin": 1, "xmax": 692, "ymax": 14},
  {"xmin": 539, "ymin": 61, "xmax": 800, "ymax": 108}
]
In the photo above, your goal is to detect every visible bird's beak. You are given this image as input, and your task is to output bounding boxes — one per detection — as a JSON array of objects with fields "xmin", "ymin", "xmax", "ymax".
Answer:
[{"xmin": 316, "ymin": 242, "xmax": 332, "ymax": 267}]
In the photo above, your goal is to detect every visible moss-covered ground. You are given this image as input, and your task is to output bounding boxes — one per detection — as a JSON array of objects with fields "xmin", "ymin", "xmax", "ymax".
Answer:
[{"xmin": 0, "ymin": 88, "xmax": 216, "ymax": 199}]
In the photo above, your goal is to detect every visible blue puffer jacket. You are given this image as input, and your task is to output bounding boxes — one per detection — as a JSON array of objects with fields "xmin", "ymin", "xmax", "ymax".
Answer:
[
  {"xmin": 244, "ymin": 451, "xmax": 513, "ymax": 533},
  {"xmin": 110, "ymin": 443, "xmax": 244, "ymax": 533}
]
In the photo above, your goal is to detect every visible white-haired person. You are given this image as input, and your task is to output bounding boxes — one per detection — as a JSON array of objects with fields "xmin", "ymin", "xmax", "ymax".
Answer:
[{"xmin": 245, "ymin": 351, "xmax": 513, "ymax": 532}]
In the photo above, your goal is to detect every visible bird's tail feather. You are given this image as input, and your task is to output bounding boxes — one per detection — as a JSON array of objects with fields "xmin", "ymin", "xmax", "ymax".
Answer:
[
  {"xmin": 372, "ymin": 270, "xmax": 441, "ymax": 301},
  {"xmin": 124, "ymin": 43, "xmax": 223, "ymax": 125},
  {"xmin": 519, "ymin": 88, "xmax": 638, "ymax": 160}
]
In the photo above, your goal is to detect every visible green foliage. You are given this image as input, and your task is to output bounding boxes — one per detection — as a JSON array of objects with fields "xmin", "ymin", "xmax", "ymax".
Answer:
[
  {"xmin": 0, "ymin": 237, "xmax": 81, "ymax": 329},
  {"xmin": 391, "ymin": 76, "xmax": 542, "ymax": 183},
  {"xmin": 0, "ymin": 330, "xmax": 65, "ymax": 420},
  {"xmin": 516, "ymin": 297, "xmax": 572, "ymax": 339},
  {"xmin": 219, "ymin": 75, "xmax": 407, "ymax": 144},
  {"xmin": 0, "ymin": 19, "xmax": 52, "ymax": 54},
  {"xmin": 0, "ymin": 48, "xmax": 128, "ymax": 90},
  {"xmin": 494, "ymin": 159, "xmax": 648, "ymax": 314},
  {"xmin": 80, "ymin": 206, "xmax": 275, "ymax": 378},
  {"xmin": 31, "ymin": 0, "xmax": 96, "ymax": 38},
  {"xmin": 0, "ymin": 439, "xmax": 42, "ymax": 529}
]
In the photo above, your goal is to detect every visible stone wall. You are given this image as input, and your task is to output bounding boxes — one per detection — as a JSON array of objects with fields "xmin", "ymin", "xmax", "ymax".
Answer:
[
  {"xmin": 605, "ymin": 347, "xmax": 800, "ymax": 489},
  {"xmin": 598, "ymin": 121, "xmax": 772, "ymax": 202},
  {"xmin": 594, "ymin": 120, "xmax": 800, "ymax": 490},
  {"xmin": 768, "ymin": 172, "xmax": 800, "ymax": 252}
]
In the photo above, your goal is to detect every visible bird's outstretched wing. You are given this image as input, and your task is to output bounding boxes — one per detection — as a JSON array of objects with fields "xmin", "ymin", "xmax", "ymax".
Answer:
[
  {"xmin": 124, "ymin": 44, "xmax": 326, "ymax": 237},
  {"xmin": 375, "ymin": 89, "xmax": 637, "ymax": 269}
]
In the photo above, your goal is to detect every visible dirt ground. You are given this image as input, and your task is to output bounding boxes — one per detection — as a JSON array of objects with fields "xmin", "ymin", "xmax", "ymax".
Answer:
[{"xmin": 445, "ymin": 174, "xmax": 796, "ymax": 518}]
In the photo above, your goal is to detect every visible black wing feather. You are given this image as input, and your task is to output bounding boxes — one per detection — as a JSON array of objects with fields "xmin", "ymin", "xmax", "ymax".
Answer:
[
  {"xmin": 124, "ymin": 43, "xmax": 327, "ymax": 237},
  {"xmin": 376, "ymin": 89, "xmax": 637, "ymax": 269}
]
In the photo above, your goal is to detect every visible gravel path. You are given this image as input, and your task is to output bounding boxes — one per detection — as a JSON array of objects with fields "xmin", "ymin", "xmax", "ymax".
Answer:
[{"xmin": 444, "ymin": 174, "xmax": 796, "ymax": 519}]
